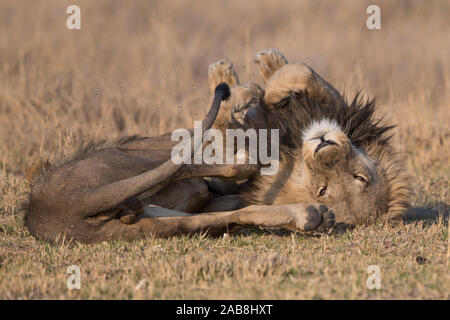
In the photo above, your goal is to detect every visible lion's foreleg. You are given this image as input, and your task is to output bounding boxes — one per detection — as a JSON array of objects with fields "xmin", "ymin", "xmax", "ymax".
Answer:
[{"xmin": 134, "ymin": 203, "xmax": 335, "ymax": 237}]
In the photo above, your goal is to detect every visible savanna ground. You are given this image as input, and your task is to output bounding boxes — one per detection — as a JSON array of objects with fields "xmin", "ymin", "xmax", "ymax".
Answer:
[{"xmin": 0, "ymin": 0, "xmax": 449, "ymax": 299}]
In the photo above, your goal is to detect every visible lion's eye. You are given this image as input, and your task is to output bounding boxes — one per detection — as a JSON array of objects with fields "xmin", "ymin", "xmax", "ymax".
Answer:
[
  {"xmin": 354, "ymin": 174, "xmax": 368, "ymax": 182},
  {"xmin": 317, "ymin": 186, "xmax": 327, "ymax": 197}
]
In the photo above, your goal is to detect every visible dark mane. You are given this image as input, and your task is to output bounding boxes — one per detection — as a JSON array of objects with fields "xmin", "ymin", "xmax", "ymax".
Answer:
[
  {"xmin": 241, "ymin": 91, "xmax": 411, "ymax": 220},
  {"xmin": 244, "ymin": 92, "xmax": 395, "ymax": 152}
]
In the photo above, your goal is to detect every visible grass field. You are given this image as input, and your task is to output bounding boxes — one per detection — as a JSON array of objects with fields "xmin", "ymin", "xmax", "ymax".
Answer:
[{"xmin": 0, "ymin": 0, "xmax": 449, "ymax": 299}]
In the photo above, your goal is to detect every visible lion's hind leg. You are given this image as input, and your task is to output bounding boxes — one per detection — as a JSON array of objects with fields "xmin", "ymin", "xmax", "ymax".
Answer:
[{"xmin": 208, "ymin": 58, "xmax": 239, "ymax": 94}]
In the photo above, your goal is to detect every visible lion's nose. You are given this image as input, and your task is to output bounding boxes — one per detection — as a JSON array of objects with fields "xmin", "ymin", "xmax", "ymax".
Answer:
[{"xmin": 314, "ymin": 136, "xmax": 339, "ymax": 154}]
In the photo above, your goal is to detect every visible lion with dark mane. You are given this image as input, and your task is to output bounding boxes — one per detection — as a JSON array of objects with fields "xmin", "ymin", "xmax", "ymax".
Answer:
[{"xmin": 24, "ymin": 49, "xmax": 411, "ymax": 243}]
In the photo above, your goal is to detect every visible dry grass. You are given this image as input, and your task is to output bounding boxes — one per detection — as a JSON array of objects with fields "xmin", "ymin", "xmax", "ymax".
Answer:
[{"xmin": 0, "ymin": 0, "xmax": 448, "ymax": 299}]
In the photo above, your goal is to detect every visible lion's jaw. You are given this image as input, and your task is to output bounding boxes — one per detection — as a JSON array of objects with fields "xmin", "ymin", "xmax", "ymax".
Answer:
[{"xmin": 301, "ymin": 119, "xmax": 384, "ymax": 225}]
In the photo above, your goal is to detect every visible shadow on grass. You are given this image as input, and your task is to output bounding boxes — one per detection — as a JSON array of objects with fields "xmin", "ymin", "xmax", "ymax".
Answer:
[{"xmin": 403, "ymin": 204, "xmax": 449, "ymax": 227}]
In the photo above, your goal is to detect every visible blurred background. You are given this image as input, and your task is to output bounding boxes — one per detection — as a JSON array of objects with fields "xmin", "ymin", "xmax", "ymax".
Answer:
[{"xmin": 0, "ymin": 0, "xmax": 448, "ymax": 215}]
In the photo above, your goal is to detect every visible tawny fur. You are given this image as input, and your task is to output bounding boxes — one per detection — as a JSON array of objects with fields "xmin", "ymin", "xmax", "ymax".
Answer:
[{"xmin": 23, "ymin": 48, "xmax": 412, "ymax": 243}]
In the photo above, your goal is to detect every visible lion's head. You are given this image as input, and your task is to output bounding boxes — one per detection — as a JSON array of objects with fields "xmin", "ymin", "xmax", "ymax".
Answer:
[
  {"xmin": 301, "ymin": 118, "xmax": 391, "ymax": 224},
  {"xmin": 242, "ymin": 92, "xmax": 411, "ymax": 226}
]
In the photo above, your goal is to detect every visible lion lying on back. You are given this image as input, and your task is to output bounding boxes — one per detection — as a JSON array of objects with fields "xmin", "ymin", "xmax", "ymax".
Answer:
[
  {"xmin": 207, "ymin": 49, "xmax": 411, "ymax": 226},
  {"xmin": 25, "ymin": 49, "xmax": 411, "ymax": 243}
]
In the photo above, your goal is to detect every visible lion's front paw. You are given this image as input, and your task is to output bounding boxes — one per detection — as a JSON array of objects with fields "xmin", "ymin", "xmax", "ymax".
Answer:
[
  {"xmin": 316, "ymin": 205, "xmax": 336, "ymax": 233},
  {"xmin": 303, "ymin": 204, "xmax": 335, "ymax": 233}
]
